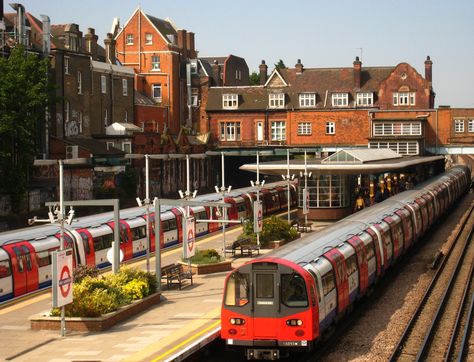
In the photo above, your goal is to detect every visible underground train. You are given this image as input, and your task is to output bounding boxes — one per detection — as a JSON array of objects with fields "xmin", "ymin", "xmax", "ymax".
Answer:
[
  {"xmin": 220, "ymin": 165, "xmax": 471, "ymax": 360},
  {"xmin": 0, "ymin": 181, "xmax": 297, "ymax": 302}
]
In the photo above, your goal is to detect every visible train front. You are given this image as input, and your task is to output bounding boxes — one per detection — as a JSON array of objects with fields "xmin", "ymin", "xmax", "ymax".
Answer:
[{"xmin": 221, "ymin": 258, "xmax": 317, "ymax": 360}]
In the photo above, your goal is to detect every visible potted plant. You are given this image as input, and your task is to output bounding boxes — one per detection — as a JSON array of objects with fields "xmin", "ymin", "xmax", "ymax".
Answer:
[
  {"xmin": 180, "ymin": 248, "xmax": 232, "ymax": 275},
  {"xmin": 238, "ymin": 216, "xmax": 299, "ymax": 249}
]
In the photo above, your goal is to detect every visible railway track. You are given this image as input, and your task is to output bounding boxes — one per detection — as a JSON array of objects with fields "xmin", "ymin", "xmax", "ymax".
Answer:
[{"xmin": 390, "ymin": 202, "xmax": 474, "ymax": 361}]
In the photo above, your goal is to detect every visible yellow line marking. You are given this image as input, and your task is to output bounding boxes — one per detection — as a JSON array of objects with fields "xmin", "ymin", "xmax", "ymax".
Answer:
[
  {"xmin": 123, "ymin": 306, "xmax": 221, "ymax": 362},
  {"xmin": 153, "ymin": 320, "xmax": 220, "ymax": 362},
  {"xmin": 0, "ymin": 292, "xmax": 50, "ymax": 315}
]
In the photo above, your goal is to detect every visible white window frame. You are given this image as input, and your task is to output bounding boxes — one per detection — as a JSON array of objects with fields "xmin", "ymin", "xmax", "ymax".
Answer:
[
  {"xmin": 122, "ymin": 79, "xmax": 128, "ymax": 96},
  {"xmin": 373, "ymin": 122, "xmax": 422, "ymax": 136},
  {"xmin": 297, "ymin": 122, "xmax": 312, "ymax": 135},
  {"xmin": 269, "ymin": 93, "xmax": 285, "ymax": 109},
  {"xmin": 299, "ymin": 93, "xmax": 316, "ymax": 108},
  {"xmin": 223, "ymin": 94, "xmax": 238, "ymax": 109},
  {"xmin": 356, "ymin": 92, "xmax": 373, "ymax": 106},
  {"xmin": 124, "ymin": 111, "xmax": 128, "ymax": 123},
  {"xmin": 190, "ymin": 59, "xmax": 198, "ymax": 74},
  {"xmin": 77, "ymin": 111, "xmax": 83, "ymax": 134},
  {"xmin": 369, "ymin": 141, "xmax": 419, "ymax": 156},
  {"xmin": 393, "ymin": 92, "xmax": 416, "ymax": 106},
  {"xmin": 331, "ymin": 93, "xmax": 348, "ymax": 107},
  {"xmin": 454, "ymin": 119, "xmax": 464, "ymax": 133},
  {"xmin": 122, "ymin": 142, "xmax": 132, "ymax": 154},
  {"xmin": 235, "ymin": 70, "xmax": 242, "ymax": 80},
  {"xmin": 468, "ymin": 119, "xmax": 474, "ymax": 133},
  {"xmin": 219, "ymin": 122, "xmax": 241, "ymax": 141},
  {"xmin": 77, "ymin": 71, "xmax": 82, "ymax": 94},
  {"xmin": 191, "ymin": 88, "xmax": 199, "ymax": 106},
  {"xmin": 145, "ymin": 33, "xmax": 153, "ymax": 45},
  {"xmin": 101, "ymin": 75, "xmax": 107, "ymax": 94},
  {"xmin": 152, "ymin": 84, "xmax": 162, "ymax": 102},
  {"xmin": 126, "ymin": 34, "xmax": 134, "ymax": 45},
  {"xmin": 104, "ymin": 108, "xmax": 108, "ymax": 127},
  {"xmin": 64, "ymin": 56, "xmax": 70, "ymax": 75},
  {"xmin": 151, "ymin": 55, "xmax": 160, "ymax": 71},
  {"xmin": 65, "ymin": 100, "xmax": 70, "ymax": 122},
  {"xmin": 106, "ymin": 141, "xmax": 114, "ymax": 150},
  {"xmin": 271, "ymin": 121, "xmax": 286, "ymax": 141},
  {"xmin": 326, "ymin": 121, "xmax": 335, "ymax": 134}
]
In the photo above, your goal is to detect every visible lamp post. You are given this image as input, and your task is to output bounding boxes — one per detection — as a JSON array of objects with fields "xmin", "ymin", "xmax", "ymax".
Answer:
[
  {"xmin": 282, "ymin": 149, "xmax": 295, "ymax": 225},
  {"xmin": 300, "ymin": 151, "xmax": 312, "ymax": 225},
  {"xmin": 250, "ymin": 152, "xmax": 265, "ymax": 248},
  {"xmin": 214, "ymin": 152, "xmax": 232, "ymax": 258},
  {"xmin": 125, "ymin": 153, "xmax": 169, "ymax": 273}
]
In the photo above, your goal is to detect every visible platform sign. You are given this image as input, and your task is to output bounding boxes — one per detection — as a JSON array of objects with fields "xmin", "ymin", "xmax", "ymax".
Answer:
[
  {"xmin": 303, "ymin": 188, "xmax": 310, "ymax": 215},
  {"xmin": 52, "ymin": 249, "xmax": 73, "ymax": 308},
  {"xmin": 254, "ymin": 201, "xmax": 263, "ymax": 233},
  {"xmin": 183, "ymin": 216, "xmax": 196, "ymax": 259}
]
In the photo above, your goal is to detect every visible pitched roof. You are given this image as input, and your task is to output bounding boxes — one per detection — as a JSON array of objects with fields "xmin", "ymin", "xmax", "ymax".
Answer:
[
  {"xmin": 200, "ymin": 56, "xmax": 227, "ymax": 66},
  {"xmin": 145, "ymin": 14, "xmax": 177, "ymax": 42},
  {"xmin": 206, "ymin": 64, "xmax": 396, "ymax": 111}
]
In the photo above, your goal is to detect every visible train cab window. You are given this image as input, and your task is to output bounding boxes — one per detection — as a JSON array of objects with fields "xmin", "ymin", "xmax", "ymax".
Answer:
[
  {"xmin": 37, "ymin": 251, "xmax": 51, "ymax": 267},
  {"xmin": 79, "ymin": 232, "xmax": 91, "ymax": 254},
  {"xmin": 0, "ymin": 260, "xmax": 11, "ymax": 278},
  {"xmin": 224, "ymin": 271, "xmax": 249, "ymax": 306},
  {"xmin": 256, "ymin": 274, "xmax": 274, "ymax": 299},
  {"xmin": 321, "ymin": 271, "xmax": 335, "ymax": 296},
  {"xmin": 281, "ymin": 273, "xmax": 308, "ymax": 307},
  {"xmin": 345, "ymin": 254, "xmax": 358, "ymax": 276}
]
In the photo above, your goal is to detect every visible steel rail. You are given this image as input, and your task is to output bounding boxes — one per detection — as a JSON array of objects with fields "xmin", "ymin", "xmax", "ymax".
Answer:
[
  {"xmin": 389, "ymin": 202, "xmax": 474, "ymax": 361},
  {"xmin": 456, "ymin": 264, "xmax": 474, "ymax": 362}
]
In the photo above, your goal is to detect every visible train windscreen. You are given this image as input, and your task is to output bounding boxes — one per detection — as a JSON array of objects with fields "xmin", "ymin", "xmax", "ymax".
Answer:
[{"xmin": 224, "ymin": 271, "xmax": 250, "ymax": 306}]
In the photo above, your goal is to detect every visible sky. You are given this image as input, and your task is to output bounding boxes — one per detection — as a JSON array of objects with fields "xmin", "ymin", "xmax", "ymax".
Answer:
[{"xmin": 4, "ymin": 0, "xmax": 474, "ymax": 107}]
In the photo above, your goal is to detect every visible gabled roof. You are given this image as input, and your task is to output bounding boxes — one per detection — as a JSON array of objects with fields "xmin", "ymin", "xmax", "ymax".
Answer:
[
  {"xmin": 321, "ymin": 149, "xmax": 401, "ymax": 164},
  {"xmin": 265, "ymin": 69, "xmax": 289, "ymax": 87},
  {"xmin": 200, "ymin": 56, "xmax": 227, "ymax": 66}
]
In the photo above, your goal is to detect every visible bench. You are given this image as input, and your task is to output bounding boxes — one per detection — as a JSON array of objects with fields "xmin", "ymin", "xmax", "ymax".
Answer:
[
  {"xmin": 297, "ymin": 220, "xmax": 313, "ymax": 233},
  {"xmin": 161, "ymin": 263, "xmax": 193, "ymax": 290},
  {"xmin": 225, "ymin": 238, "xmax": 260, "ymax": 257}
]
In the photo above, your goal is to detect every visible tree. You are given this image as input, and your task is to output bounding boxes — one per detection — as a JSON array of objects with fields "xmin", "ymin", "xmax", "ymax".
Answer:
[
  {"xmin": 274, "ymin": 59, "xmax": 287, "ymax": 69},
  {"xmin": 249, "ymin": 71, "xmax": 260, "ymax": 85},
  {"xmin": 0, "ymin": 45, "xmax": 51, "ymax": 211}
]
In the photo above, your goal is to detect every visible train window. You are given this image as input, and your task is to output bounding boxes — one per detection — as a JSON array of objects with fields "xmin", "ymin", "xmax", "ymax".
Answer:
[
  {"xmin": 365, "ymin": 242, "xmax": 375, "ymax": 261},
  {"xmin": 21, "ymin": 246, "xmax": 32, "ymax": 271},
  {"xmin": 169, "ymin": 219, "xmax": 177, "ymax": 229},
  {"xmin": 224, "ymin": 271, "xmax": 249, "ymax": 307},
  {"xmin": 12, "ymin": 247, "xmax": 25, "ymax": 272},
  {"xmin": 321, "ymin": 271, "xmax": 335, "ymax": 296},
  {"xmin": 94, "ymin": 236, "xmax": 104, "ymax": 251},
  {"xmin": 345, "ymin": 254, "xmax": 358, "ymax": 276},
  {"xmin": 63, "ymin": 234, "xmax": 74, "ymax": 250},
  {"xmin": 103, "ymin": 233, "xmax": 114, "ymax": 248},
  {"xmin": 256, "ymin": 274, "xmax": 274, "ymax": 299},
  {"xmin": 79, "ymin": 232, "xmax": 91, "ymax": 254},
  {"xmin": 131, "ymin": 226, "xmax": 146, "ymax": 240},
  {"xmin": 281, "ymin": 273, "xmax": 308, "ymax": 308},
  {"xmin": 37, "ymin": 251, "xmax": 51, "ymax": 267},
  {"xmin": 0, "ymin": 260, "xmax": 11, "ymax": 278},
  {"xmin": 162, "ymin": 220, "xmax": 169, "ymax": 232},
  {"xmin": 237, "ymin": 204, "xmax": 246, "ymax": 213},
  {"xmin": 119, "ymin": 224, "xmax": 127, "ymax": 244}
]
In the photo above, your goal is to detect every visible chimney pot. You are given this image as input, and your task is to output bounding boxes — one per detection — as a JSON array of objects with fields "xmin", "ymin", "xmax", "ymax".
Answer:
[
  {"xmin": 259, "ymin": 59, "xmax": 268, "ymax": 85},
  {"xmin": 295, "ymin": 59, "xmax": 303, "ymax": 74},
  {"xmin": 104, "ymin": 32, "xmax": 116, "ymax": 64}
]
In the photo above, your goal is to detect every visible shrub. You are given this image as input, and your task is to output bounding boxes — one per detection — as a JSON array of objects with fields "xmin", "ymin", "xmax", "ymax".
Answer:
[
  {"xmin": 73, "ymin": 264, "xmax": 99, "ymax": 283},
  {"xmin": 186, "ymin": 248, "xmax": 223, "ymax": 264},
  {"xmin": 239, "ymin": 216, "xmax": 298, "ymax": 247}
]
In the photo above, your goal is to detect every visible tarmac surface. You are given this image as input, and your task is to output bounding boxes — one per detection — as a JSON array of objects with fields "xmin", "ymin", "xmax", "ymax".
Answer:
[{"xmin": 0, "ymin": 221, "xmax": 332, "ymax": 362}]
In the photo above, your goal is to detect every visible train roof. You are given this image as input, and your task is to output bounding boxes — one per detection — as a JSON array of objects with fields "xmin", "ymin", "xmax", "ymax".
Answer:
[{"xmin": 265, "ymin": 166, "xmax": 467, "ymax": 265}]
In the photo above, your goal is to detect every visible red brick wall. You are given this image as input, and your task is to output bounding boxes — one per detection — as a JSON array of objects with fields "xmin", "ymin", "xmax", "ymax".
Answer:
[{"xmin": 378, "ymin": 63, "xmax": 432, "ymax": 110}]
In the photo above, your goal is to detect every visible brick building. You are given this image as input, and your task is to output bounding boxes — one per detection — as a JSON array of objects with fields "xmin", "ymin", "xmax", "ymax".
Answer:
[{"xmin": 206, "ymin": 57, "xmax": 436, "ymax": 156}]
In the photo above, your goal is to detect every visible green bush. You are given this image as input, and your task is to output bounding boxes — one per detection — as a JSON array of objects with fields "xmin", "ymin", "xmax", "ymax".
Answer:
[
  {"xmin": 239, "ymin": 216, "xmax": 298, "ymax": 247},
  {"xmin": 51, "ymin": 267, "xmax": 157, "ymax": 317},
  {"xmin": 186, "ymin": 248, "xmax": 223, "ymax": 264},
  {"xmin": 73, "ymin": 264, "xmax": 99, "ymax": 283}
]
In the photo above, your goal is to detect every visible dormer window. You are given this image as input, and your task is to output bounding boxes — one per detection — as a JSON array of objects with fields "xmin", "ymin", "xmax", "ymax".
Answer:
[
  {"xmin": 223, "ymin": 94, "xmax": 238, "ymax": 109},
  {"xmin": 393, "ymin": 91, "xmax": 415, "ymax": 106},
  {"xmin": 299, "ymin": 93, "xmax": 316, "ymax": 108},
  {"xmin": 269, "ymin": 93, "xmax": 285, "ymax": 109},
  {"xmin": 356, "ymin": 92, "xmax": 373, "ymax": 106},
  {"xmin": 331, "ymin": 93, "xmax": 348, "ymax": 107}
]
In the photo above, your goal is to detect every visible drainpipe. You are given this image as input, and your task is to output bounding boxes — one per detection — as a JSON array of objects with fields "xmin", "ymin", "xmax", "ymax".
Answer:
[{"xmin": 435, "ymin": 108, "xmax": 438, "ymax": 154}]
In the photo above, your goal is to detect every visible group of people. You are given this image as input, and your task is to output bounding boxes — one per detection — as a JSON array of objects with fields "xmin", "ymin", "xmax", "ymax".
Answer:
[{"xmin": 353, "ymin": 174, "xmax": 417, "ymax": 213}]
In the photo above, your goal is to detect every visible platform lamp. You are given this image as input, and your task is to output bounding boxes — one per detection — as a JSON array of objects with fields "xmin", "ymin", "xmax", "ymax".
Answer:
[
  {"xmin": 125, "ymin": 153, "xmax": 169, "ymax": 273},
  {"xmin": 282, "ymin": 149, "xmax": 295, "ymax": 224},
  {"xmin": 299, "ymin": 151, "xmax": 312, "ymax": 226}
]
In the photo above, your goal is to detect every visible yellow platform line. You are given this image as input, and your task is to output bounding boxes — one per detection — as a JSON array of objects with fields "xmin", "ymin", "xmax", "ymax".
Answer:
[{"xmin": 123, "ymin": 306, "xmax": 221, "ymax": 362}]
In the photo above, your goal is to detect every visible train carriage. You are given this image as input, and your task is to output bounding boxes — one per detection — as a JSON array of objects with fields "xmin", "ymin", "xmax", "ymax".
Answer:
[{"xmin": 221, "ymin": 166, "xmax": 471, "ymax": 360}]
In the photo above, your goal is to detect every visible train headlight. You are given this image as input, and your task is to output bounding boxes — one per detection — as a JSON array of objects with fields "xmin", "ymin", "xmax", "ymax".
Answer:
[
  {"xmin": 230, "ymin": 318, "xmax": 245, "ymax": 325},
  {"xmin": 286, "ymin": 319, "xmax": 303, "ymax": 327}
]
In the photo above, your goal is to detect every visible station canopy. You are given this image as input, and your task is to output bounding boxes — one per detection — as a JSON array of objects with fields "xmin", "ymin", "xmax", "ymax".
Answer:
[{"xmin": 239, "ymin": 148, "xmax": 444, "ymax": 176}]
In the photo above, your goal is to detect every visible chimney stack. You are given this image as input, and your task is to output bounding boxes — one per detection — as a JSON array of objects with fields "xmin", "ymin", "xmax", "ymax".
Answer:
[
  {"xmin": 177, "ymin": 29, "xmax": 187, "ymax": 53},
  {"xmin": 259, "ymin": 60, "xmax": 268, "ymax": 85},
  {"xmin": 424, "ymin": 55, "xmax": 433, "ymax": 83},
  {"xmin": 185, "ymin": 31, "xmax": 195, "ymax": 58},
  {"xmin": 212, "ymin": 60, "xmax": 222, "ymax": 86},
  {"xmin": 85, "ymin": 27, "xmax": 98, "ymax": 59},
  {"xmin": 104, "ymin": 32, "xmax": 116, "ymax": 64},
  {"xmin": 295, "ymin": 59, "xmax": 304, "ymax": 74},
  {"xmin": 353, "ymin": 56, "xmax": 362, "ymax": 89},
  {"xmin": 40, "ymin": 15, "xmax": 51, "ymax": 54}
]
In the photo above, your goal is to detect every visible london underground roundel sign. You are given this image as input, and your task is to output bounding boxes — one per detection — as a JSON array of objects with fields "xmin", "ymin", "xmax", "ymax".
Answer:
[
  {"xmin": 184, "ymin": 217, "xmax": 196, "ymax": 258},
  {"xmin": 52, "ymin": 249, "xmax": 73, "ymax": 308}
]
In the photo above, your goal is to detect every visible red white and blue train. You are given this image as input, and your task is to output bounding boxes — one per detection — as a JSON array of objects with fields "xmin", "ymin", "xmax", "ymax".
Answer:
[
  {"xmin": 221, "ymin": 166, "xmax": 471, "ymax": 360},
  {"xmin": 0, "ymin": 181, "xmax": 297, "ymax": 303}
]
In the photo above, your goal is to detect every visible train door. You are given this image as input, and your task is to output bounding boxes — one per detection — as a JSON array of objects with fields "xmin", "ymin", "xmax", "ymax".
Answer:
[
  {"xmin": 395, "ymin": 208, "xmax": 413, "ymax": 251},
  {"xmin": 406, "ymin": 202, "xmax": 422, "ymax": 241},
  {"xmin": 2, "ymin": 241, "xmax": 38, "ymax": 296},
  {"xmin": 383, "ymin": 216, "xmax": 403, "ymax": 261},
  {"xmin": 415, "ymin": 198, "xmax": 428, "ymax": 233},
  {"xmin": 373, "ymin": 223, "xmax": 393, "ymax": 269},
  {"xmin": 337, "ymin": 243, "xmax": 360, "ymax": 304},
  {"xmin": 322, "ymin": 249, "xmax": 349, "ymax": 315},
  {"xmin": 346, "ymin": 236, "xmax": 369, "ymax": 297},
  {"xmin": 170, "ymin": 208, "xmax": 184, "ymax": 244},
  {"xmin": 252, "ymin": 263, "xmax": 279, "ymax": 338},
  {"xmin": 366, "ymin": 227, "xmax": 386, "ymax": 274},
  {"xmin": 206, "ymin": 206, "xmax": 221, "ymax": 233},
  {"xmin": 312, "ymin": 258, "xmax": 337, "ymax": 331},
  {"xmin": 127, "ymin": 218, "xmax": 147, "ymax": 257},
  {"xmin": 0, "ymin": 249, "xmax": 13, "ymax": 302},
  {"xmin": 107, "ymin": 221, "xmax": 132, "ymax": 261}
]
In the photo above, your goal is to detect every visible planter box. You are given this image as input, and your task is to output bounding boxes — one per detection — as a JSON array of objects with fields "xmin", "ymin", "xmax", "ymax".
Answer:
[
  {"xmin": 264, "ymin": 239, "xmax": 287, "ymax": 249},
  {"xmin": 30, "ymin": 292, "xmax": 161, "ymax": 332},
  {"xmin": 179, "ymin": 260, "xmax": 232, "ymax": 275}
]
